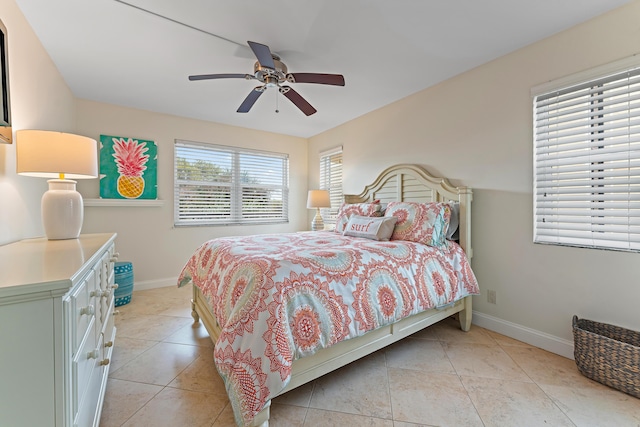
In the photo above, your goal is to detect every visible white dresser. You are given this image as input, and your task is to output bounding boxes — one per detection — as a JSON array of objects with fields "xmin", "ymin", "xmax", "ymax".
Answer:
[{"xmin": 0, "ymin": 233, "xmax": 118, "ymax": 427}]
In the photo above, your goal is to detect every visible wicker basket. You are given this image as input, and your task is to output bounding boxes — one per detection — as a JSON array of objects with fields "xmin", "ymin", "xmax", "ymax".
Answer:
[{"xmin": 572, "ymin": 315, "xmax": 640, "ymax": 398}]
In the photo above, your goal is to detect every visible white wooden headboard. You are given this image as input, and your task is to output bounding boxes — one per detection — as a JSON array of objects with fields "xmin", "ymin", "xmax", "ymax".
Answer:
[{"xmin": 344, "ymin": 164, "xmax": 473, "ymax": 259}]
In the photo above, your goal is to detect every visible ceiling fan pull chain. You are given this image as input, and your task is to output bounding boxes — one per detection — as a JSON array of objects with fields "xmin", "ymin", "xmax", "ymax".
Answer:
[{"xmin": 275, "ymin": 89, "xmax": 279, "ymax": 113}]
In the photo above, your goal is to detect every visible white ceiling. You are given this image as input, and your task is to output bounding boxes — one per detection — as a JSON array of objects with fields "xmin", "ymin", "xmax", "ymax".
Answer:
[{"xmin": 15, "ymin": 0, "xmax": 631, "ymax": 138}]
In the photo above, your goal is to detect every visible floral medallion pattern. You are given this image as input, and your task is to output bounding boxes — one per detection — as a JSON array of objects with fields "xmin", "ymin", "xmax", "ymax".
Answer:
[
  {"xmin": 263, "ymin": 272, "xmax": 350, "ymax": 380},
  {"xmin": 352, "ymin": 264, "xmax": 416, "ymax": 331},
  {"xmin": 178, "ymin": 231, "xmax": 479, "ymax": 426}
]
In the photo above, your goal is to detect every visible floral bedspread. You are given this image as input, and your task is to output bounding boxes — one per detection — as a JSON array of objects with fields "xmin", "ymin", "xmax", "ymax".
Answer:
[{"xmin": 177, "ymin": 231, "xmax": 479, "ymax": 426}]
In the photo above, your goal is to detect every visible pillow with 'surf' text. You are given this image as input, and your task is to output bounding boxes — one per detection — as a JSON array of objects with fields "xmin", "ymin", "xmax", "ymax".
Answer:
[{"xmin": 342, "ymin": 215, "xmax": 398, "ymax": 241}]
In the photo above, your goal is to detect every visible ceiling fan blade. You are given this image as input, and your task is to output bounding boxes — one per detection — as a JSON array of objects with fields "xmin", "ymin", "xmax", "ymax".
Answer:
[
  {"xmin": 237, "ymin": 86, "xmax": 265, "ymax": 113},
  {"xmin": 247, "ymin": 41, "xmax": 276, "ymax": 70},
  {"xmin": 189, "ymin": 73, "xmax": 253, "ymax": 81},
  {"xmin": 279, "ymin": 86, "xmax": 317, "ymax": 116},
  {"xmin": 286, "ymin": 73, "xmax": 345, "ymax": 86}
]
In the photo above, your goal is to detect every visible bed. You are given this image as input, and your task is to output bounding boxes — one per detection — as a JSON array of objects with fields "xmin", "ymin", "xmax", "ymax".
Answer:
[{"xmin": 177, "ymin": 164, "xmax": 478, "ymax": 426}]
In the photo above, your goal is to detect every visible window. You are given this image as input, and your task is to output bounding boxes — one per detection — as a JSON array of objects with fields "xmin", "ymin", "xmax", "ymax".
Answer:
[
  {"xmin": 174, "ymin": 140, "xmax": 289, "ymax": 226},
  {"xmin": 319, "ymin": 146, "xmax": 343, "ymax": 229},
  {"xmin": 533, "ymin": 57, "xmax": 640, "ymax": 252}
]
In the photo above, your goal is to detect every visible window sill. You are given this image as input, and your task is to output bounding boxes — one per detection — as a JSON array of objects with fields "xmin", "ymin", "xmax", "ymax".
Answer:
[{"xmin": 84, "ymin": 199, "xmax": 164, "ymax": 207}]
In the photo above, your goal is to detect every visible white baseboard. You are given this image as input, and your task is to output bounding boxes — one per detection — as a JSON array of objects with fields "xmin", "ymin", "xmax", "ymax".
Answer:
[
  {"xmin": 122, "ymin": 282, "xmax": 575, "ymax": 360},
  {"xmin": 472, "ymin": 311, "xmax": 575, "ymax": 360},
  {"xmin": 132, "ymin": 277, "xmax": 178, "ymax": 291}
]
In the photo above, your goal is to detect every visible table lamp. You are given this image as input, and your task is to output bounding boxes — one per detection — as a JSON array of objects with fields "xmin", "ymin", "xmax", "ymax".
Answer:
[
  {"xmin": 307, "ymin": 189, "xmax": 331, "ymax": 231},
  {"xmin": 16, "ymin": 130, "xmax": 98, "ymax": 240}
]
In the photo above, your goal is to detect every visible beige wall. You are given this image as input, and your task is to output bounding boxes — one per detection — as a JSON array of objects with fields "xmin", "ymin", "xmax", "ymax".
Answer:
[
  {"xmin": 309, "ymin": 1, "xmax": 640, "ymax": 353},
  {"xmin": 0, "ymin": 0, "xmax": 307, "ymax": 285},
  {"xmin": 0, "ymin": 0, "xmax": 76, "ymax": 245},
  {"xmin": 75, "ymin": 100, "xmax": 308, "ymax": 287},
  {"xmin": 4, "ymin": 0, "xmax": 639, "ymax": 356}
]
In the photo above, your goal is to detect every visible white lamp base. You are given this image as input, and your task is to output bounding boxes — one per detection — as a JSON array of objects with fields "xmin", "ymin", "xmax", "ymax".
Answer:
[
  {"xmin": 311, "ymin": 208, "xmax": 325, "ymax": 231},
  {"xmin": 42, "ymin": 179, "xmax": 84, "ymax": 240}
]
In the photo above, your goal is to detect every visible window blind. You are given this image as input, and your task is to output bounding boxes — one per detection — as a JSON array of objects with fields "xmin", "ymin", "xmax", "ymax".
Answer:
[
  {"xmin": 533, "ymin": 64, "xmax": 640, "ymax": 252},
  {"xmin": 174, "ymin": 140, "xmax": 289, "ymax": 226},
  {"xmin": 319, "ymin": 146, "xmax": 343, "ymax": 228}
]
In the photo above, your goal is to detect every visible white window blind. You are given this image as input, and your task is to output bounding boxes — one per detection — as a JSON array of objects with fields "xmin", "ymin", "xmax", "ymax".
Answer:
[
  {"xmin": 533, "ymin": 61, "xmax": 640, "ymax": 252},
  {"xmin": 174, "ymin": 140, "xmax": 289, "ymax": 226},
  {"xmin": 319, "ymin": 146, "xmax": 343, "ymax": 229}
]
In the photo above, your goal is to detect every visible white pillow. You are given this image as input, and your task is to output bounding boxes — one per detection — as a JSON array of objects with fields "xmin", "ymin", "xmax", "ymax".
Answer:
[
  {"xmin": 333, "ymin": 202, "xmax": 382, "ymax": 233},
  {"xmin": 342, "ymin": 215, "xmax": 398, "ymax": 241}
]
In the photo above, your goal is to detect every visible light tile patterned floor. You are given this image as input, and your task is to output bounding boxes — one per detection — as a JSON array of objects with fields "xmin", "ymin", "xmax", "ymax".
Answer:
[{"xmin": 100, "ymin": 286, "xmax": 640, "ymax": 427}]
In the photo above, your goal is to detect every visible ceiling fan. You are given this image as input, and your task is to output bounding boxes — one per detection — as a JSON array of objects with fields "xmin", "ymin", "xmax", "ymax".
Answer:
[{"xmin": 188, "ymin": 41, "xmax": 345, "ymax": 116}]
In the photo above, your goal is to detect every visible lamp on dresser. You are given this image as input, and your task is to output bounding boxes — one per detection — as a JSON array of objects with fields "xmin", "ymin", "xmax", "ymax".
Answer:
[
  {"xmin": 307, "ymin": 189, "xmax": 331, "ymax": 231},
  {"xmin": 16, "ymin": 130, "xmax": 98, "ymax": 240}
]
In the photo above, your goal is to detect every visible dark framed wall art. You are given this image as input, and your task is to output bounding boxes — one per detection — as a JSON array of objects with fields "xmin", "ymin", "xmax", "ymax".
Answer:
[{"xmin": 0, "ymin": 18, "xmax": 11, "ymax": 144}]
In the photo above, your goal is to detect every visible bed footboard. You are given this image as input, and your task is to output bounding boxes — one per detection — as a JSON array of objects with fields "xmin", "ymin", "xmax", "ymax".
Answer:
[{"xmin": 190, "ymin": 284, "xmax": 473, "ymax": 426}]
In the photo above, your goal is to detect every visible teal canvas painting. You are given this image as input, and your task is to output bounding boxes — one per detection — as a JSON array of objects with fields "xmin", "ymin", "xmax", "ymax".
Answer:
[{"xmin": 100, "ymin": 135, "xmax": 157, "ymax": 199}]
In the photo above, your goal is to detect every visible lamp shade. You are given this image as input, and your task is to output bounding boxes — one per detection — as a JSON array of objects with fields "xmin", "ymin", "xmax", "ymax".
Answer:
[
  {"xmin": 16, "ymin": 130, "xmax": 98, "ymax": 240},
  {"xmin": 16, "ymin": 130, "xmax": 98, "ymax": 179},
  {"xmin": 306, "ymin": 189, "xmax": 331, "ymax": 209}
]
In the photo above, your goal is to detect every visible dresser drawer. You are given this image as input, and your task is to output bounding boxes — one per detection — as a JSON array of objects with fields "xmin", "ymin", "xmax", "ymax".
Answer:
[
  {"xmin": 74, "ymin": 333, "xmax": 104, "ymax": 427},
  {"xmin": 92, "ymin": 300, "xmax": 117, "ymax": 426},
  {"xmin": 99, "ymin": 252, "xmax": 109, "ymax": 292},
  {"xmin": 97, "ymin": 247, "xmax": 117, "ymax": 326},
  {"xmin": 70, "ymin": 269, "xmax": 97, "ymax": 355},
  {"xmin": 73, "ymin": 314, "xmax": 97, "ymax": 418},
  {"xmin": 106, "ymin": 244, "xmax": 118, "ymax": 289},
  {"xmin": 102, "ymin": 297, "xmax": 116, "ymax": 349}
]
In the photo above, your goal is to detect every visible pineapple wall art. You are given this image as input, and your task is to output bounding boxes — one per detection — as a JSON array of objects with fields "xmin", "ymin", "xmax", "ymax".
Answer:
[{"xmin": 100, "ymin": 135, "xmax": 157, "ymax": 199}]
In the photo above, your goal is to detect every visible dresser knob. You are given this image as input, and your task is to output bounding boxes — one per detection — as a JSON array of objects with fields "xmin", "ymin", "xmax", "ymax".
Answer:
[
  {"xmin": 80, "ymin": 305, "xmax": 95, "ymax": 316},
  {"xmin": 87, "ymin": 349, "xmax": 100, "ymax": 360},
  {"xmin": 110, "ymin": 284, "xmax": 119, "ymax": 290},
  {"xmin": 113, "ymin": 310, "xmax": 120, "ymax": 316},
  {"xmin": 104, "ymin": 341, "xmax": 114, "ymax": 348},
  {"xmin": 91, "ymin": 289, "xmax": 104, "ymax": 298},
  {"xmin": 110, "ymin": 252, "xmax": 120, "ymax": 262},
  {"xmin": 99, "ymin": 358, "xmax": 110, "ymax": 366}
]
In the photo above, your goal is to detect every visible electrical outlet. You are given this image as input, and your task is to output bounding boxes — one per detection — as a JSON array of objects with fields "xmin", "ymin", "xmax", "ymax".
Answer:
[{"xmin": 487, "ymin": 290, "xmax": 497, "ymax": 304}]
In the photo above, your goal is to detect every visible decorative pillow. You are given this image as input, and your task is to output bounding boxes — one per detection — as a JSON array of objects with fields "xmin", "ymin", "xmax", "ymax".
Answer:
[
  {"xmin": 343, "ymin": 215, "xmax": 398, "ymax": 241},
  {"xmin": 334, "ymin": 202, "xmax": 382, "ymax": 233},
  {"xmin": 384, "ymin": 201, "xmax": 451, "ymax": 247}
]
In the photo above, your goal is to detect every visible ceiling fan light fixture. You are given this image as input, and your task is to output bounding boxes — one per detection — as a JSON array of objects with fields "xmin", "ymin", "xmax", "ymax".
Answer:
[{"xmin": 265, "ymin": 76, "xmax": 279, "ymax": 87}]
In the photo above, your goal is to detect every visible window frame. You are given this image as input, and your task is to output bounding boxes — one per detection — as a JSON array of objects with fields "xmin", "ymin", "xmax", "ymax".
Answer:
[
  {"xmin": 174, "ymin": 139, "xmax": 289, "ymax": 227},
  {"xmin": 532, "ymin": 55, "xmax": 640, "ymax": 252},
  {"xmin": 319, "ymin": 146, "xmax": 343, "ymax": 230}
]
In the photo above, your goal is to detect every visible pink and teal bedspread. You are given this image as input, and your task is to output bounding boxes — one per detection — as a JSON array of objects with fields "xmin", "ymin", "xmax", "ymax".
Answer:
[{"xmin": 177, "ymin": 231, "xmax": 479, "ymax": 426}]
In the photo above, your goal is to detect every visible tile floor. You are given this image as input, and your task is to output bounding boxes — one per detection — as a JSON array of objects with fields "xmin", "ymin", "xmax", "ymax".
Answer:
[{"xmin": 100, "ymin": 285, "xmax": 640, "ymax": 427}]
